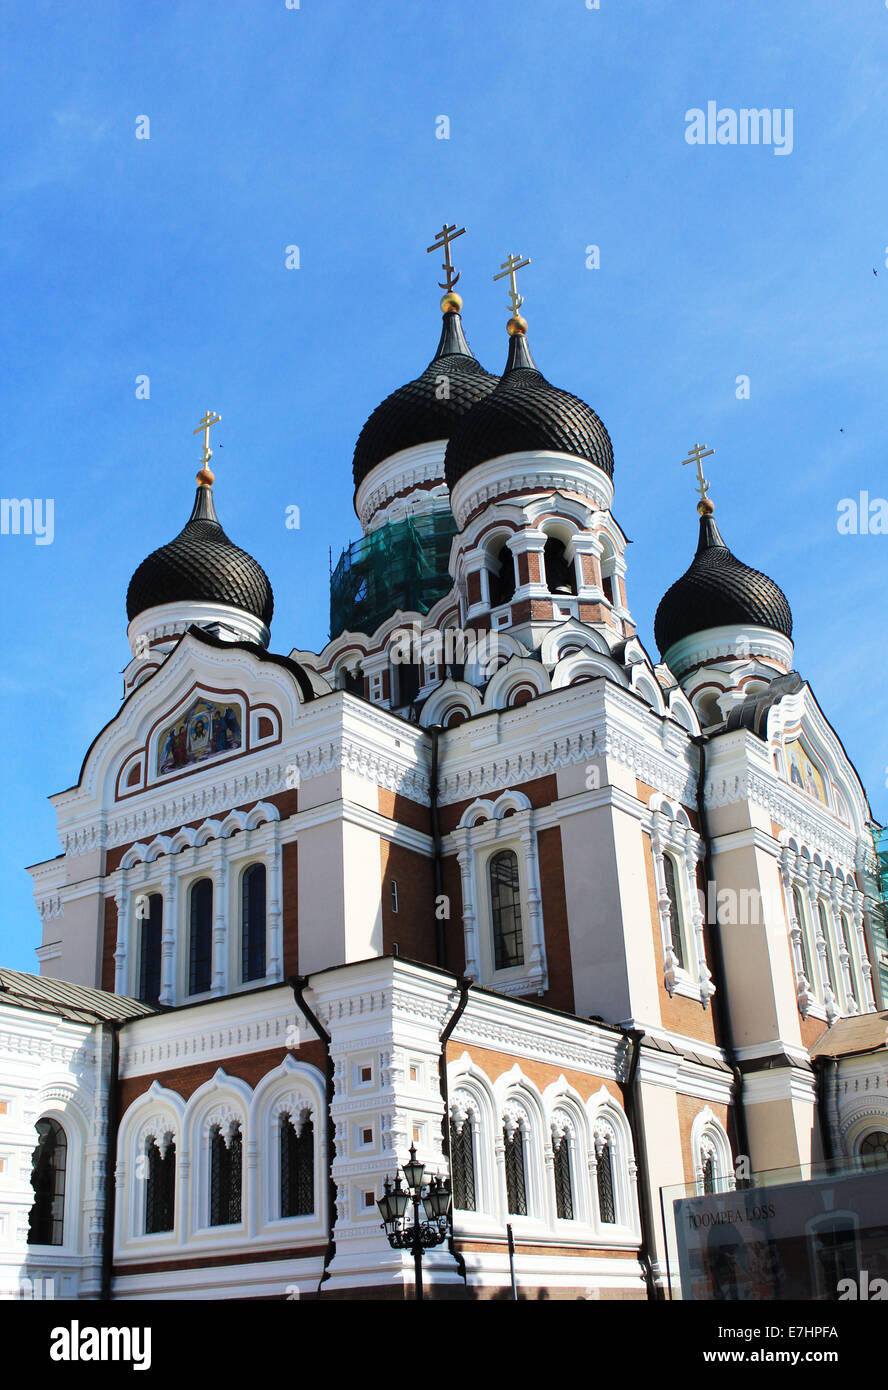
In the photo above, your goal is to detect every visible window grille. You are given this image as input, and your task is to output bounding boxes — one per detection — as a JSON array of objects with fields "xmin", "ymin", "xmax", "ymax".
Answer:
[
  {"xmin": 503, "ymin": 1123, "xmax": 527, "ymax": 1216},
  {"xmin": 138, "ymin": 893, "xmax": 163, "ymax": 1005},
  {"xmin": 145, "ymin": 1137, "xmax": 175, "ymax": 1234},
  {"xmin": 280, "ymin": 1113, "xmax": 314, "ymax": 1216},
  {"xmin": 490, "ymin": 851, "xmax": 524, "ymax": 970},
  {"xmin": 189, "ymin": 878, "xmax": 213, "ymax": 995},
  {"xmin": 241, "ymin": 864, "xmax": 267, "ymax": 983},
  {"xmin": 596, "ymin": 1137, "xmax": 616, "ymax": 1224},
  {"xmin": 210, "ymin": 1125, "xmax": 242, "ymax": 1226},
  {"xmin": 27, "ymin": 1119, "xmax": 66, "ymax": 1246},
  {"xmin": 450, "ymin": 1117, "xmax": 476, "ymax": 1212},
  {"xmin": 552, "ymin": 1133, "xmax": 574, "ymax": 1220}
]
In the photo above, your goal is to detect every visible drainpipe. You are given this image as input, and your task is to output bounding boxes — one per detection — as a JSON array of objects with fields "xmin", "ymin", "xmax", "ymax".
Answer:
[
  {"xmin": 691, "ymin": 735, "xmax": 751, "ymax": 1168},
  {"xmin": 438, "ymin": 974, "xmax": 472, "ymax": 1288},
  {"xmin": 429, "ymin": 725, "xmax": 446, "ymax": 968},
  {"xmin": 289, "ymin": 975, "xmax": 336, "ymax": 1298},
  {"xmin": 813, "ymin": 1055, "xmax": 839, "ymax": 1166},
  {"xmin": 618, "ymin": 1026, "xmax": 660, "ymax": 1300},
  {"xmin": 100, "ymin": 1020, "xmax": 121, "ymax": 1302}
]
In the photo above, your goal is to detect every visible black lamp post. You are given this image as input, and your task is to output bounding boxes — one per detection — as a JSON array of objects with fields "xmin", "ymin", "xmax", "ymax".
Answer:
[{"xmin": 377, "ymin": 1144, "xmax": 452, "ymax": 1301}]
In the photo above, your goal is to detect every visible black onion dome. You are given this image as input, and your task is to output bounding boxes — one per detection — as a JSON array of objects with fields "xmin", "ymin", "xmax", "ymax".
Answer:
[
  {"xmin": 444, "ymin": 332, "xmax": 614, "ymax": 492},
  {"xmin": 352, "ymin": 312, "xmax": 497, "ymax": 489},
  {"xmin": 654, "ymin": 510, "xmax": 792, "ymax": 657},
  {"xmin": 127, "ymin": 484, "xmax": 274, "ymax": 626}
]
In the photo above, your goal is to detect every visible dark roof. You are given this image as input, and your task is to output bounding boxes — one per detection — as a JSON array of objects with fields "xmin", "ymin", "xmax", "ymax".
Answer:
[
  {"xmin": 810, "ymin": 1010, "xmax": 888, "ymax": 1059},
  {"xmin": 0, "ymin": 968, "xmax": 156, "ymax": 1025},
  {"xmin": 444, "ymin": 331, "xmax": 614, "ymax": 492},
  {"xmin": 352, "ymin": 312, "xmax": 497, "ymax": 490},
  {"xmin": 720, "ymin": 671, "xmax": 805, "ymax": 738},
  {"xmin": 654, "ymin": 511, "xmax": 793, "ymax": 658},
  {"xmin": 127, "ymin": 485, "xmax": 274, "ymax": 626}
]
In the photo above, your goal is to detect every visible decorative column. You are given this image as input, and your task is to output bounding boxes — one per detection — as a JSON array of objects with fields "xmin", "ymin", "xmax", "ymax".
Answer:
[
  {"xmin": 683, "ymin": 836, "xmax": 715, "ymax": 1007},
  {"xmin": 517, "ymin": 815, "xmax": 547, "ymax": 994},
  {"xmin": 212, "ymin": 841, "xmax": 228, "ymax": 996},
  {"xmin": 113, "ymin": 868, "xmax": 129, "ymax": 996},
  {"xmin": 649, "ymin": 815, "xmax": 679, "ymax": 996},
  {"xmin": 267, "ymin": 824, "xmax": 283, "ymax": 982},
  {"xmin": 570, "ymin": 532, "xmax": 603, "ymax": 601},
  {"xmin": 806, "ymin": 864, "xmax": 838, "ymax": 1023},
  {"xmin": 454, "ymin": 833, "xmax": 480, "ymax": 980},
  {"xmin": 779, "ymin": 850, "xmax": 814, "ymax": 1016},
  {"xmin": 851, "ymin": 887, "xmax": 877, "ymax": 1012},
  {"xmin": 829, "ymin": 881, "xmax": 856, "ymax": 1014},
  {"xmin": 160, "ymin": 855, "xmax": 178, "ymax": 1006}
]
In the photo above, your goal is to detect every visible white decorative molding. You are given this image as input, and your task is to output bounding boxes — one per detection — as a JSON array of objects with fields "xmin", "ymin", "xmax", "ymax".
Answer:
[
  {"xmin": 664, "ymin": 624, "xmax": 793, "ymax": 680},
  {"xmin": 449, "ymin": 450, "xmax": 614, "ymax": 531},
  {"xmin": 354, "ymin": 441, "xmax": 447, "ymax": 530}
]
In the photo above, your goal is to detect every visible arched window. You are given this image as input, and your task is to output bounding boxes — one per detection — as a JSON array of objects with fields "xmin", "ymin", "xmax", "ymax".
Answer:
[
  {"xmin": 488, "ymin": 543, "xmax": 516, "ymax": 608},
  {"xmin": 450, "ymin": 1112, "xmax": 476, "ymax": 1212},
  {"xmin": 280, "ymin": 1112, "xmax": 314, "ymax": 1217},
  {"xmin": 544, "ymin": 537, "xmax": 576, "ymax": 596},
  {"xmin": 503, "ymin": 1118, "xmax": 527, "ymax": 1216},
  {"xmin": 489, "ymin": 850, "xmax": 524, "ymax": 971},
  {"xmin": 595, "ymin": 1136, "xmax": 616, "ymax": 1224},
  {"xmin": 27, "ymin": 1119, "xmax": 67, "ymax": 1246},
  {"xmin": 210, "ymin": 1124, "xmax": 242, "ymax": 1226},
  {"xmin": 552, "ymin": 1128, "xmax": 574, "ymax": 1220},
  {"xmin": 189, "ymin": 878, "xmax": 213, "ymax": 996},
  {"xmin": 241, "ymin": 864, "xmax": 267, "ymax": 983},
  {"xmin": 859, "ymin": 1131, "xmax": 888, "ymax": 1168},
  {"xmin": 138, "ymin": 892, "xmax": 163, "ymax": 1005},
  {"xmin": 145, "ymin": 1135, "xmax": 175, "ymax": 1234},
  {"xmin": 792, "ymin": 886, "xmax": 813, "ymax": 982},
  {"xmin": 663, "ymin": 854, "xmax": 685, "ymax": 971},
  {"xmin": 702, "ymin": 1152, "xmax": 715, "ymax": 1195}
]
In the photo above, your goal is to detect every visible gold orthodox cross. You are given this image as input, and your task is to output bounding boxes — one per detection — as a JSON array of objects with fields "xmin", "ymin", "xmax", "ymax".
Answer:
[
  {"xmin": 494, "ymin": 252, "xmax": 531, "ymax": 316},
  {"xmin": 682, "ymin": 442, "xmax": 715, "ymax": 503},
  {"xmin": 194, "ymin": 410, "xmax": 222, "ymax": 466},
  {"xmin": 427, "ymin": 222, "xmax": 466, "ymax": 291}
]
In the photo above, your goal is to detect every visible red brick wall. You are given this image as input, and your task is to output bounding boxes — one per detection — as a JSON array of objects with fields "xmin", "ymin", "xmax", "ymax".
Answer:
[
  {"xmin": 282, "ymin": 840, "xmax": 299, "ymax": 980},
  {"xmin": 438, "ymin": 774, "xmax": 558, "ymax": 836},
  {"xmin": 102, "ymin": 897, "xmax": 117, "ymax": 992},
  {"xmin": 380, "ymin": 841, "xmax": 436, "ymax": 962},
  {"xmin": 118, "ymin": 1040, "xmax": 327, "ymax": 1116},
  {"xmin": 535, "ymin": 826, "xmax": 575, "ymax": 1014}
]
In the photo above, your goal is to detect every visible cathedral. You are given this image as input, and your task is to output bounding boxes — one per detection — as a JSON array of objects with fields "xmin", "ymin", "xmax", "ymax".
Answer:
[{"xmin": 2, "ymin": 229, "xmax": 887, "ymax": 1301}]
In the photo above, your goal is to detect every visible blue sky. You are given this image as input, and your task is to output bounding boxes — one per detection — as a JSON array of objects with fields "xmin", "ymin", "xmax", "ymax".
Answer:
[{"xmin": 1, "ymin": 0, "xmax": 886, "ymax": 971}]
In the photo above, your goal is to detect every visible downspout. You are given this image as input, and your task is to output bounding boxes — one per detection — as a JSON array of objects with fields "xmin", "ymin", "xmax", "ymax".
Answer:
[
  {"xmin": 100, "ymin": 1020, "xmax": 121, "ymax": 1302},
  {"xmin": 430, "ymin": 725, "xmax": 446, "ymax": 968},
  {"xmin": 618, "ymin": 1026, "xmax": 660, "ymax": 1300},
  {"xmin": 438, "ymin": 974, "xmax": 472, "ymax": 1288},
  {"xmin": 813, "ymin": 1055, "xmax": 839, "ymax": 1166},
  {"xmin": 691, "ymin": 734, "xmax": 751, "ymax": 1168},
  {"xmin": 289, "ymin": 975, "xmax": 336, "ymax": 1298}
]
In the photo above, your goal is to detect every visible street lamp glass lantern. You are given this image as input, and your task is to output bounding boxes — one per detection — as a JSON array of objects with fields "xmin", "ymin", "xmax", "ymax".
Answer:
[
  {"xmin": 423, "ymin": 1175, "xmax": 452, "ymax": 1220},
  {"xmin": 402, "ymin": 1143, "xmax": 425, "ymax": 1192}
]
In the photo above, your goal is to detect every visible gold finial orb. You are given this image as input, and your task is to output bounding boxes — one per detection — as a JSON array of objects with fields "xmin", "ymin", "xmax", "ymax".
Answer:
[
  {"xmin": 697, "ymin": 497, "xmax": 714, "ymax": 516},
  {"xmin": 440, "ymin": 291, "xmax": 463, "ymax": 314},
  {"xmin": 197, "ymin": 465, "xmax": 215, "ymax": 487},
  {"xmin": 507, "ymin": 313, "xmax": 527, "ymax": 336}
]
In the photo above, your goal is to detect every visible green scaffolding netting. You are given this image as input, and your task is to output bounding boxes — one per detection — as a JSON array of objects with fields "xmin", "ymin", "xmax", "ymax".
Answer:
[{"xmin": 329, "ymin": 511, "xmax": 458, "ymax": 640}]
